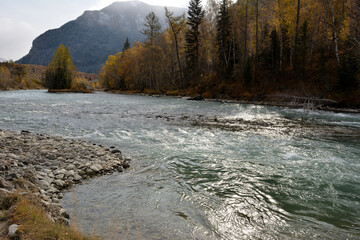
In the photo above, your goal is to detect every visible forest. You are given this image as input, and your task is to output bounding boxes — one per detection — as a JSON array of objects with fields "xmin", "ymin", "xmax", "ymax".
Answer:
[{"xmin": 100, "ymin": 0, "xmax": 360, "ymax": 107}]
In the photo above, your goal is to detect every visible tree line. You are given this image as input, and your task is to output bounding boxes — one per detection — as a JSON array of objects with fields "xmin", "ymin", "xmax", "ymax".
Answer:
[{"xmin": 101, "ymin": 0, "xmax": 359, "ymax": 106}]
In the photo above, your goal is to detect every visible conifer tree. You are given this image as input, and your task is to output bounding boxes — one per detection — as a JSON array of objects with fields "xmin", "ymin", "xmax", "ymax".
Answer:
[
  {"xmin": 141, "ymin": 12, "xmax": 162, "ymax": 45},
  {"xmin": 185, "ymin": 0, "xmax": 205, "ymax": 84},
  {"xmin": 44, "ymin": 44, "xmax": 75, "ymax": 89},
  {"xmin": 123, "ymin": 37, "xmax": 130, "ymax": 52},
  {"xmin": 216, "ymin": 0, "xmax": 232, "ymax": 80}
]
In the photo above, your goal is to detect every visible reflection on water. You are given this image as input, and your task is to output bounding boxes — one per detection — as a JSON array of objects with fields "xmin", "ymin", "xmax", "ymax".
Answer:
[{"xmin": 0, "ymin": 90, "xmax": 359, "ymax": 239}]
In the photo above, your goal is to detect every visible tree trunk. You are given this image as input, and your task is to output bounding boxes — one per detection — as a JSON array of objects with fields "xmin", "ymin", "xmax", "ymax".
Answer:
[{"xmin": 174, "ymin": 34, "xmax": 183, "ymax": 88}]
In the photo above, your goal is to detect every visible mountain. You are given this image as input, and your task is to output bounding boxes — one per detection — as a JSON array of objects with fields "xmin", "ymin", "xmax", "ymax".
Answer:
[
  {"xmin": 0, "ymin": 58, "xmax": 8, "ymax": 63},
  {"xmin": 17, "ymin": 1, "xmax": 185, "ymax": 73}
]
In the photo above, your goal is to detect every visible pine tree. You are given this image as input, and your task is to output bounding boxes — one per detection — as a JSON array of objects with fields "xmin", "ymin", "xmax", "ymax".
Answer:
[
  {"xmin": 123, "ymin": 37, "xmax": 130, "ymax": 52},
  {"xmin": 140, "ymin": 12, "xmax": 162, "ymax": 45},
  {"xmin": 44, "ymin": 44, "xmax": 75, "ymax": 89},
  {"xmin": 185, "ymin": 0, "xmax": 205, "ymax": 84},
  {"xmin": 216, "ymin": 0, "xmax": 232, "ymax": 80}
]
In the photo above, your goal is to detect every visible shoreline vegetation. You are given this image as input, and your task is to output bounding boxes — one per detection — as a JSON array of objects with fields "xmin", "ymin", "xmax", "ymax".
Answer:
[
  {"xmin": 100, "ymin": 0, "xmax": 360, "ymax": 110},
  {"xmin": 0, "ymin": 130, "xmax": 130, "ymax": 239}
]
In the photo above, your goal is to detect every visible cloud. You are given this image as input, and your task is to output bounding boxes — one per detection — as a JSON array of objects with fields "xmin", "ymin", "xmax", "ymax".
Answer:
[{"xmin": 0, "ymin": 18, "xmax": 36, "ymax": 60}]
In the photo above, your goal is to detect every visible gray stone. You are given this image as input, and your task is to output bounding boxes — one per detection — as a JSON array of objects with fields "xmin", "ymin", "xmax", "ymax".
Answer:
[
  {"xmin": 74, "ymin": 174, "xmax": 82, "ymax": 181},
  {"xmin": 8, "ymin": 224, "xmax": 19, "ymax": 238},
  {"xmin": 48, "ymin": 187, "xmax": 59, "ymax": 194},
  {"xmin": 90, "ymin": 164, "xmax": 102, "ymax": 173},
  {"xmin": 66, "ymin": 164, "xmax": 76, "ymax": 171},
  {"xmin": 38, "ymin": 171, "xmax": 47, "ymax": 176},
  {"xmin": 65, "ymin": 170, "xmax": 75, "ymax": 178},
  {"xmin": 54, "ymin": 169, "xmax": 66, "ymax": 175},
  {"xmin": 44, "ymin": 176, "xmax": 54, "ymax": 185},
  {"xmin": 39, "ymin": 180, "xmax": 50, "ymax": 190},
  {"xmin": 53, "ymin": 180, "xmax": 65, "ymax": 188},
  {"xmin": 55, "ymin": 174, "xmax": 64, "ymax": 180},
  {"xmin": 0, "ymin": 177, "xmax": 14, "ymax": 189},
  {"xmin": 60, "ymin": 208, "xmax": 70, "ymax": 219}
]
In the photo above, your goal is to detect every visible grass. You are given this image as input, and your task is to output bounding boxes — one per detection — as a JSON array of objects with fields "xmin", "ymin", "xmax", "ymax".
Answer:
[{"xmin": 5, "ymin": 195, "xmax": 100, "ymax": 240}]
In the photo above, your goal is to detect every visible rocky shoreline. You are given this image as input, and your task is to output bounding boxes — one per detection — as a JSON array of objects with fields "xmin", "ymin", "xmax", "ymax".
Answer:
[{"xmin": 0, "ymin": 129, "xmax": 129, "ymax": 237}]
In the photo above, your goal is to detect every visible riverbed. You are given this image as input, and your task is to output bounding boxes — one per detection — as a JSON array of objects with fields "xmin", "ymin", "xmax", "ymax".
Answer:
[{"xmin": 0, "ymin": 90, "xmax": 359, "ymax": 239}]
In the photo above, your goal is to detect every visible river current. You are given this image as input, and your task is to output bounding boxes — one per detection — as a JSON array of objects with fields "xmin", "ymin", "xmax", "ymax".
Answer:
[{"xmin": 0, "ymin": 90, "xmax": 359, "ymax": 239}]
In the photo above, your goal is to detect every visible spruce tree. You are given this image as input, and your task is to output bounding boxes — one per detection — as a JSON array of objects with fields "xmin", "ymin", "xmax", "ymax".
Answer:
[
  {"xmin": 185, "ymin": 0, "xmax": 205, "ymax": 84},
  {"xmin": 216, "ymin": 0, "xmax": 232, "ymax": 80},
  {"xmin": 44, "ymin": 44, "xmax": 75, "ymax": 89},
  {"xmin": 123, "ymin": 37, "xmax": 130, "ymax": 52}
]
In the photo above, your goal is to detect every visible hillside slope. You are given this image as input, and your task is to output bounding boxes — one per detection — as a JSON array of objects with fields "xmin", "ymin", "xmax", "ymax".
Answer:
[{"xmin": 18, "ymin": 1, "xmax": 185, "ymax": 73}]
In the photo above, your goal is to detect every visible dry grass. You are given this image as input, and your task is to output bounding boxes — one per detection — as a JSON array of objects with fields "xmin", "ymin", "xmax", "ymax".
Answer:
[{"xmin": 8, "ymin": 197, "xmax": 100, "ymax": 240}]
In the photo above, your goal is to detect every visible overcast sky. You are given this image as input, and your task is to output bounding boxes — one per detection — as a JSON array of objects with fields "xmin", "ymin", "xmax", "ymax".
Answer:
[{"xmin": 0, "ymin": 0, "xmax": 198, "ymax": 61}]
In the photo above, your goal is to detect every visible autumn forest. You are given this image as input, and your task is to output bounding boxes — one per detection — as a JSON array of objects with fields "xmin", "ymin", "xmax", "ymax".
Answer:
[{"xmin": 100, "ymin": 0, "xmax": 360, "ymax": 107}]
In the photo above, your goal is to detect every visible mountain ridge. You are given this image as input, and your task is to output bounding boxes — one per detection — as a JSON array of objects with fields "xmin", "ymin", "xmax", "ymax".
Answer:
[{"xmin": 17, "ymin": 1, "xmax": 185, "ymax": 73}]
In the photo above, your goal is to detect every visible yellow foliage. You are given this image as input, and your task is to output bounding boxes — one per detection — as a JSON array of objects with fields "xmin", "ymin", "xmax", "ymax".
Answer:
[{"xmin": 71, "ymin": 77, "xmax": 91, "ymax": 91}]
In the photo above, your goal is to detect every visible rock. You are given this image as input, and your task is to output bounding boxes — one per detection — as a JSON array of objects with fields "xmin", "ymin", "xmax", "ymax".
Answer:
[
  {"xmin": 123, "ymin": 161, "xmax": 130, "ymax": 169},
  {"xmin": 65, "ymin": 170, "xmax": 75, "ymax": 178},
  {"xmin": 39, "ymin": 180, "xmax": 50, "ymax": 190},
  {"xmin": 111, "ymin": 149, "xmax": 122, "ymax": 154},
  {"xmin": 0, "ymin": 177, "xmax": 14, "ymax": 189},
  {"xmin": 48, "ymin": 187, "xmax": 59, "ymax": 194},
  {"xmin": 90, "ymin": 164, "xmax": 102, "ymax": 173},
  {"xmin": 49, "ymin": 203, "xmax": 61, "ymax": 215},
  {"xmin": 38, "ymin": 171, "xmax": 47, "ymax": 176},
  {"xmin": 66, "ymin": 164, "xmax": 76, "ymax": 171},
  {"xmin": 44, "ymin": 176, "xmax": 54, "ymax": 185},
  {"xmin": 60, "ymin": 208, "xmax": 70, "ymax": 219},
  {"xmin": 48, "ymin": 154, "xmax": 56, "ymax": 160},
  {"xmin": 53, "ymin": 180, "xmax": 65, "ymax": 188},
  {"xmin": 55, "ymin": 174, "xmax": 64, "ymax": 180},
  {"xmin": 54, "ymin": 169, "xmax": 67, "ymax": 175},
  {"xmin": 118, "ymin": 166, "xmax": 124, "ymax": 172},
  {"xmin": 8, "ymin": 224, "xmax": 19, "ymax": 238},
  {"xmin": 74, "ymin": 174, "xmax": 82, "ymax": 181},
  {"xmin": 5, "ymin": 173, "xmax": 20, "ymax": 181},
  {"xmin": 188, "ymin": 95, "xmax": 203, "ymax": 101}
]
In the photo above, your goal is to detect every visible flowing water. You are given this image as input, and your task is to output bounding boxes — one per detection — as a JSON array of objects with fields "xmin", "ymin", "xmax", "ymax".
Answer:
[{"xmin": 0, "ymin": 90, "xmax": 359, "ymax": 239}]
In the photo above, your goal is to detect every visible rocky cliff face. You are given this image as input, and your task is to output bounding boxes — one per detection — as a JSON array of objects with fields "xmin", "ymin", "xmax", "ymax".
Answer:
[{"xmin": 17, "ymin": 1, "xmax": 185, "ymax": 73}]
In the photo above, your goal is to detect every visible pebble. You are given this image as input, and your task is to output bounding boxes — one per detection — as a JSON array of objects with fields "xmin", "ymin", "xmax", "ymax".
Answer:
[{"xmin": 0, "ymin": 130, "xmax": 130, "ymax": 223}]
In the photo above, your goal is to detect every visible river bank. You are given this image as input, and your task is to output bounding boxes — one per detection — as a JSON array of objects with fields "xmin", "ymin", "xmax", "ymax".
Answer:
[
  {"xmin": 0, "ymin": 130, "xmax": 129, "ymax": 238},
  {"xmin": 105, "ymin": 90, "xmax": 360, "ymax": 114}
]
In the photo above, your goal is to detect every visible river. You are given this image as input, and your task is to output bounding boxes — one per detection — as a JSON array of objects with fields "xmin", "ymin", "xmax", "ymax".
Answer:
[{"xmin": 0, "ymin": 90, "xmax": 359, "ymax": 239}]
